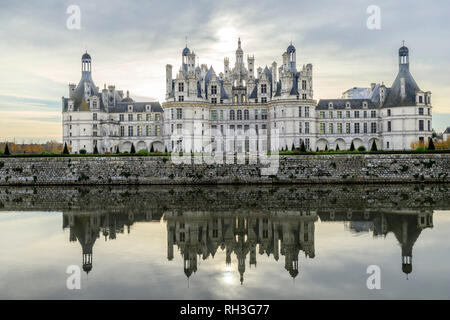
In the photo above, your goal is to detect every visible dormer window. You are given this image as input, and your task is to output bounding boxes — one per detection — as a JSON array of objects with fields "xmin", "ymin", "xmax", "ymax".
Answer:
[
  {"xmin": 211, "ymin": 85, "xmax": 217, "ymax": 95},
  {"xmin": 261, "ymin": 84, "xmax": 267, "ymax": 94},
  {"xmin": 345, "ymin": 102, "xmax": 350, "ymax": 108},
  {"xmin": 363, "ymin": 101, "xmax": 368, "ymax": 108},
  {"xmin": 128, "ymin": 105, "xmax": 133, "ymax": 112},
  {"xmin": 328, "ymin": 102, "xmax": 333, "ymax": 108},
  {"xmin": 178, "ymin": 82, "xmax": 184, "ymax": 92},
  {"xmin": 146, "ymin": 105, "xmax": 150, "ymax": 112}
]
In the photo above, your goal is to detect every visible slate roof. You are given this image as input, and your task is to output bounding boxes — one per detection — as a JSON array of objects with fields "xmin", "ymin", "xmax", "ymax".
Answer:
[
  {"xmin": 316, "ymin": 99, "xmax": 377, "ymax": 110},
  {"xmin": 383, "ymin": 66, "xmax": 420, "ymax": 108}
]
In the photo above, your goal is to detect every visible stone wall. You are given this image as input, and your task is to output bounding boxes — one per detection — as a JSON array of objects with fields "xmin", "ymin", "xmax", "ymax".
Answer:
[{"xmin": 0, "ymin": 154, "xmax": 449, "ymax": 186}]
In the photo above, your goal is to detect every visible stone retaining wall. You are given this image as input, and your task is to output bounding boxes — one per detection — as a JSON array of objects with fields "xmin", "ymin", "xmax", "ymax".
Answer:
[{"xmin": 0, "ymin": 154, "xmax": 448, "ymax": 185}]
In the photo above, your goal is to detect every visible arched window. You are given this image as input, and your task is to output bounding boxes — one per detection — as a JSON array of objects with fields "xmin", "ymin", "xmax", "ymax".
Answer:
[
  {"xmin": 230, "ymin": 110, "xmax": 235, "ymax": 120},
  {"xmin": 237, "ymin": 110, "xmax": 242, "ymax": 120}
]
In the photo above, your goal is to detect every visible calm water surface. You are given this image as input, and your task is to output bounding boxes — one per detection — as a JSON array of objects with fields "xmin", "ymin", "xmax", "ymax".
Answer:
[{"xmin": 0, "ymin": 184, "xmax": 449, "ymax": 299}]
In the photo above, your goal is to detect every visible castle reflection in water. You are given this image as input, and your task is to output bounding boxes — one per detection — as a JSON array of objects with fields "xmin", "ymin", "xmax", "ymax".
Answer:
[{"xmin": 54, "ymin": 185, "xmax": 442, "ymax": 283}]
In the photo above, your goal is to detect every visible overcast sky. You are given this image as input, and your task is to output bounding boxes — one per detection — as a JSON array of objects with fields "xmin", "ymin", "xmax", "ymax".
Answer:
[{"xmin": 0, "ymin": 0, "xmax": 449, "ymax": 142}]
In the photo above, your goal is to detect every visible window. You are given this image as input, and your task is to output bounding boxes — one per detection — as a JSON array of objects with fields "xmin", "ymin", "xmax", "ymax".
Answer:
[
  {"xmin": 419, "ymin": 120, "xmax": 424, "ymax": 131},
  {"xmin": 305, "ymin": 122, "xmax": 310, "ymax": 134},
  {"xmin": 337, "ymin": 123, "xmax": 343, "ymax": 134},
  {"xmin": 211, "ymin": 97, "xmax": 217, "ymax": 104},
  {"xmin": 176, "ymin": 108, "xmax": 183, "ymax": 120},
  {"xmin": 387, "ymin": 109, "xmax": 391, "ymax": 116},
  {"xmin": 119, "ymin": 114, "xmax": 124, "ymax": 121},
  {"xmin": 364, "ymin": 123, "xmax": 368, "ymax": 133},
  {"xmin": 93, "ymin": 124, "xmax": 97, "ymax": 129},
  {"xmin": 120, "ymin": 126, "xmax": 125, "ymax": 137},
  {"xmin": 178, "ymin": 95, "xmax": 184, "ymax": 102},
  {"xmin": 354, "ymin": 123, "xmax": 360, "ymax": 134},
  {"xmin": 261, "ymin": 97, "xmax": 267, "ymax": 103},
  {"xmin": 320, "ymin": 123, "xmax": 325, "ymax": 134},
  {"xmin": 305, "ymin": 138, "xmax": 310, "ymax": 150},
  {"xmin": 137, "ymin": 125, "xmax": 143, "ymax": 136},
  {"xmin": 128, "ymin": 126, "xmax": 133, "ymax": 136},
  {"xmin": 346, "ymin": 123, "xmax": 351, "ymax": 134},
  {"xmin": 177, "ymin": 124, "xmax": 182, "ymax": 135},
  {"xmin": 329, "ymin": 111, "xmax": 333, "ymax": 119},
  {"xmin": 146, "ymin": 114, "xmax": 151, "ymax": 121},
  {"xmin": 137, "ymin": 114, "xmax": 142, "ymax": 121},
  {"xmin": 371, "ymin": 110, "xmax": 376, "ymax": 118},
  {"xmin": 298, "ymin": 107, "xmax": 302, "ymax": 117},
  {"xmin": 237, "ymin": 110, "xmax": 242, "ymax": 120},
  {"xmin": 302, "ymin": 94, "xmax": 307, "ymax": 100},
  {"xmin": 230, "ymin": 110, "xmax": 235, "ymax": 120},
  {"xmin": 128, "ymin": 114, "xmax": 133, "ymax": 121},
  {"xmin": 211, "ymin": 85, "xmax": 217, "ymax": 95},
  {"xmin": 428, "ymin": 108, "xmax": 431, "ymax": 116},
  {"xmin": 346, "ymin": 110, "xmax": 351, "ymax": 118},
  {"xmin": 305, "ymin": 107, "xmax": 309, "ymax": 117},
  {"xmin": 178, "ymin": 82, "xmax": 184, "ymax": 92},
  {"xmin": 428, "ymin": 120, "xmax": 431, "ymax": 131},
  {"xmin": 299, "ymin": 122, "xmax": 302, "ymax": 133},
  {"xmin": 337, "ymin": 111, "xmax": 342, "ymax": 119},
  {"xmin": 329, "ymin": 123, "xmax": 333, "ymax": 134},
  {"xmin": 261, "ymin": 84, "xmax": 267, "ymax": 94},
  {"xmin": 146, "ymin": 125, "xmax": 152, "ymax": 136},
  {"xmin": 93, "ymin": 131, "xmax": 97, "ymax": 137},
  {"xmin": 363, "ymin": 111, "xmax": 367, "ymax": 118},
  {"xmin": 254, "ymin": 109, "xmax": 259, "ymax": 120},
  {"xmin": 302, "ymin": 80, "xmax": 307, "ymax": 90},
  {"xmin": 211, "ymin": 110, "xmax": 218, "ymax": 121},
  {"xmin": 419, "ymin": 108, "xmax": 424, "ymax": 115},
  {"xmin": 155, "ymin": 114, "xmax": 160, "ymax": 121},
  {"xmin": 244, "ymin": 125, "xmax": 249, "ymax": 133},
  {"xmin": 387, "ymin": 121, "xmax": 392, "ymax": 132},
  {"xmin": 244, "ymin": 109, "xmax": 249, "ymax": 120},
  {"xmin": 387, "ymin": 142, "xmax": 390, "ymax": 149},
  {"xmin": 261, "ymin": 109, "xmax": 268, "ymax": 120},
  {"xmin": 319, "ymin": 111, "xmax": 325, "ymax": 119},
  {"xmin": 419, "ymin": 96, "xmax": 423, "ymax": 103},
  {"xmin": 220, "ymin": 110, "xmax": 224, "ymax": 120},
  {"xmin": 354, "ymin": 111, "xmax": 360, "ymax": 118},
  {"xmin": 93, "ymin": 113, "xmax": 97, "ymax": 121},
  {"xmin": 156, "ymin": 125, "xmax": 161, "ymax": 136},
  {"xmin": 371, "ymin": 122, "xmax": 377, "ymax": 133}
]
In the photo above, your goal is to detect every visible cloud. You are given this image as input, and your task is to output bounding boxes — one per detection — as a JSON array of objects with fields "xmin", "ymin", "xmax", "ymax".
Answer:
[{"xmin": 0, "ymin": 0, "xmax": 449, "ymax": 140}]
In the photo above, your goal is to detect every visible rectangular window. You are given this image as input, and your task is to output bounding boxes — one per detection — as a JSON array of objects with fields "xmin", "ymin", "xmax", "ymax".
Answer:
[
  {"xmin": 177, "ymin": 123, "xmax": 182, "ymax": 135},
  {"xmin": 137, "ymin": 114, "xmax": 142, "ymax": 121},
  {"xmin": 93, "ymin": 131, "xmax": 97, "ymax": 137},
  {"xmin": 364, "ymin": 111, "xmax": 367, "ymax": 118},
  {"xmin": 178, "ymin": 82, "xmax": 184, "ymax": 92},
  {"xmin": 302, "ymin": 94, "xmax": 307, "ymax": 100},
  {"xmin": 211, "ymin": 85, "xmax": 217, "ymax": 95},
  {"xmin": 237, "ymin": 110, "xmax": 242, "ymax": 120},
  {"xmin": 119, "ymin": 114, "xmax": 124, "ymax": 121},
  {"xmin": 371, "ymin": 110, "xmax": 376, "ymax": 118},
  {"xmin": 337, "ymin": 123, "xmax": 342, "ymax": 134},
  {"xmin": 120, "ymin": 126, "xmax": 125, "ymax": 137},
  {"xmin": 305, "ymin": 122, "xmax": 310, "ymax": 134},
  {"xmin": 329, "ymin": 111, "xmax": 333, "ymax": 119},
  {"xmin": 261, "ymin": 84, "xmax": 267, "ymax": 94},
  {"xmin": 364, "ymin": 122, "xmax": 368, "ymax": 133},
  {"xmin": 146, "ymin": 125, "xmax": 152, "ymax": 136},
  {"xmin": 211, "ymin": 97, "xmax": 217, "ymax": 104},
  {"xmin": 305, "ymin": 107, "xmax": 309, "ymax": 118},
  {"xmin": 137, "ymin": 125, "xmax": 143, "ymax": 136},
  {"xmin": 320, "ymin": 123, "xmax": 325, "ymax": 134},
  {"xmin": 230, "ymin": 110, "xmax": 235, "ymax": 120},
  {"xmin": 337, "ymin": 111, "xmax": 342, "ymax": 119},
  {"xmin": 254, "ymin": 109, "xmax": 259, "ymax": 120},
  {"xmin": 354, "ymin": 111, "xmax": 360, "ymax": 118},
  {"xmin": 419, "ymin": 120, "xmax": 424, "ymax": 131},
  {"xmin": 128, "ymin": 126, "xmax": 133, "ymax": 136},
  {"xmin": 419, "ymin": 108, "xmax": 424, "ymax": 115},
  {"xmin": 156, "ymin": 125, "xmax": 161, "ymax": 136},
  {"xmin": 387, "ymin": 121, "xmax": 392, "ymax": 132},
  {"xmin": 346, "ymin": 110, "xmax": 351, "ymax": 118},
  {"xmin": 261, "ymin": 97, "xmax": 267, "ymax": 103},
  {"xmin": 261, "ymin": 109, "xmax": 268, "ymax": 120},
  {"xmin": 211, "ymin": 110, "xmax": 218, "ymax": 120},
  {"xmin": 428, "ymin": 120, "xmax": 431, "ymax": 131},
  {"xmin": 299, "ymin": 122, "xmax": 302, "ymax": 133},
  {"xmin": 302, "ymin": 80, "xmax": 307, "ymax": 90},
  {"xmin": 387, "ymin": 109, "xmax": 391, "ymax": 116},
  {"xmin": 146, "ymin": 114, "xmax": 151, "ymax": 121},
  {"xmin": 329, "ymin": 123, "xmax": 333, "ymax": 134},
  {"xmin": 128, "ymin": 114, "xmax": 133, "ymax": 121},
  {"xmin": 319, "ymin": 111, "xmax": 325, "ymax": 119},
  {"xmin": 371, "ymin": 122, "xmax": 377, "ymax": 133},
  {"xmin": 155, "ymin": 114, "xmax": 160, "ymax": 121},
  {"xmin": 419, "ymin": 96, "xmax": 423, "ymax": 103},
  {"xmin": 354, "ymin": 123, "xmax": 360, "ymax": 134},
  {"xmin": 93, "ymin": 113, "xmax": 97, "ymax": 121},
  {"xmin": 298, "ymin": 107, "xmax": 302, "ymax": 118},
  {"xmin": 346, "ymin": 123, "xmax": 351, "ymax": 134},
  {"xmin": 176, "ymin": 108, "xmax": 183, "ymax": 119},
  {"xmin": 244, "ymin": 110, "xmax": 249, "ymax": 120},
  {"xmin": 178, "ymin": 95, "xmax": 184, "ymax": 102}
]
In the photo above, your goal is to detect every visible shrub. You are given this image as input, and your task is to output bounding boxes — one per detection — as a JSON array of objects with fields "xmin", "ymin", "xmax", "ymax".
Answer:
[
  {"xmin": 116, "ymin": 145, "xmax": 120, "ymax": 154},
  {"xmin": 358, "ymin": 146, "xmax": 366, "ymax": 152},
  {"xmin": 335, "ymin": 144, "xmax": 340, "ymax": 151},
  {"xmin": 138, "ymin": 149, "xmax": 150, "ymax": 156},
  {"xmin": 93, "ymin": 143, "xmax": 99, "ymax": 154},
  {"xmin": 150, "ymin": 145, "xmax": 154, "ymax": 153},
  {"xmin": 427, "ymin": 138, "xmax": 435, "ymax": 150},
  {"xmin": 325, "ymin": 145, "xmax": 328, "ymax": 151},
  {"xmin": 63, "ymin": 142, "xmax": 69, "ymax": 155},
  {"xmin": 4, "ymin": 144, "xmax": 10, "ymax": 155},
  {"xmin": 370, "ymin": 141, "xmax": 378, "ymax": 151},
  {"xmin": 300, "ymin": 141, "xmax": 306, "ymax": 152},
  {"xmin": 416, "ymin": 146, "xmax": 426, "ymax": 152},
  {"xmin": 130, "ymin": 143, "xmax": 136, "ymax": 154},
  {"xmin": 349, "ymin": 141, "xmax": 355, "ymax": 151},
  {"xmin": 291, "ymin": 143, "xmax": 295, "ymax": 151},
  {"xmin": 79, "ymin": 149, "xmax": 87, "ymax": 154}
]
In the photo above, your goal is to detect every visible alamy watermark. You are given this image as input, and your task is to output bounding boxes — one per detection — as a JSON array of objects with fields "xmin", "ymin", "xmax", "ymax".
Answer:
[
  {"xmin": 66, "ymin": 5, "xmax": 81, "ymax": 30},
  {"xmin": 366, "ymin": 5, "xmax": 381, "ymax": 30},
  {"xmin": 66, "ymin": 265, "xmax": 81, "ymax": 290},
  {"xmin": 366, "ymin": 265, "xmax": 381, "ymax": 290}
]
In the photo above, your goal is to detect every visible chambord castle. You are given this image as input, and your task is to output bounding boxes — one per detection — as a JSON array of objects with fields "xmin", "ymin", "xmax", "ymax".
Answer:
[{"xmin": 62, "ymin": 39, "xmax": 433, "ymax": 153}]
